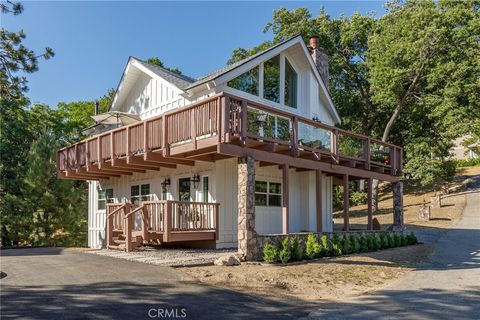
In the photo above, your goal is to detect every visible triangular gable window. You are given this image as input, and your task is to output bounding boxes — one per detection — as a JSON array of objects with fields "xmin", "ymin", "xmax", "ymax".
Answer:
[{"xmin": 227, "ymin": 66, "xmax": 259, "ymax": 96}]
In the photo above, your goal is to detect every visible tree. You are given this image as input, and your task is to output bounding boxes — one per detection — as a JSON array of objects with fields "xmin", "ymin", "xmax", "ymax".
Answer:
[
  {"xmin": 230, "ymin": 7, "xmax": 379, "ymax": 136},
  {"xmin": 0, "ymin": 1, "xmax": 54, "ymax": 101},
  {"xmin": 22, "ymin": 124, "xmax": 87, "ymax": 246},
  {"xmin": 56, "ymin": 89, "xmax": 115, "ymax": 142},
  {"xmin": 146, "ymin": 57, "xmax": 183, "ymax": 75},
  {"xmin": 368, "ymin": 0, "xmax": 480, "ymax": 190}
]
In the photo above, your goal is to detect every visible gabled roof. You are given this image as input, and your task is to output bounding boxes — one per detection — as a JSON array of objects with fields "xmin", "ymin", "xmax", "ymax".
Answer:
[
  {"xmin": 111, "ymin": 35, "xmax": 341, "ymax": 123},
  {"xmin": 184, "ymin": 36, "xmax": 297, "ymax": 90},
  {"xmin": 132, "ymin": 57, "xmax": 195, "ymax": 89}
]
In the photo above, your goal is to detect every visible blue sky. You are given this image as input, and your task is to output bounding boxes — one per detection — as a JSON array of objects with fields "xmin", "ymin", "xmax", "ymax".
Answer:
[{"xmin": 4, "ymin": 1, "xmax": 386, "ymax": 107}]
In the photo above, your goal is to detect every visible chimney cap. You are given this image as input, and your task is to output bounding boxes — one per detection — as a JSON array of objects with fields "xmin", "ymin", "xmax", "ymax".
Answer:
[{"xmin": 309, "ymin": 36, "xmax": 319, "ymax": 49}]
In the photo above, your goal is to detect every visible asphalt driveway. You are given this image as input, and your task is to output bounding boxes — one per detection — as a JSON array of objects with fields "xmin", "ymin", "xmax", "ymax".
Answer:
[
  {"xmin": 0, "ymin": 247, "xmax": 314, "ymax": 320},
  {"xmin": 309, "ymin": 188, "xmax": 480, "ymax": 320}
]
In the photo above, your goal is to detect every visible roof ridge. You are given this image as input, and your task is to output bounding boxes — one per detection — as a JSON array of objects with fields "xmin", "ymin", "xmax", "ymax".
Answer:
[{"xmin": 132, "ymin": 57, "xmax": 196, "ymax": 83}]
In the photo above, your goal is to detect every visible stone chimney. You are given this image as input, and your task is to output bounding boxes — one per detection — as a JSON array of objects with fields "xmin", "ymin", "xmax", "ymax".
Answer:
[{"xmin": 308, "ymin": 36, "xmax": 329, "ymax": 89}]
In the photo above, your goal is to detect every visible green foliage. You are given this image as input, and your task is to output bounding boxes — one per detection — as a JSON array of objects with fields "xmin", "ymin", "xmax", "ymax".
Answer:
[
  {"xmin": 456, "ymin": 158, "xmax": 480, "ymax": 168},
  {"xmin": 290, "ymin": 236, "xmax": 303, "ymax": 261},
  {"xmin": 146, "ymin": 57, "xmax": 183, "ymax": 75},
  {"xmin": 388, "ymin": 233, "xmax": 396, "ymax": 248},
  {"xmin": 359, "ymin": 236, "xmax": 369, "ymax": 252},
  {"xmin": 305, "ymin": 233, "xmax": 321, "ymax": 259},
  {"xmin": 319, "ymin": 234, "xmax": 330, "ymax": 257},
  {"xmin": 1, "ymin": 2, "xmax": 54, "ymax": 101},
  {"xmin": 279, "ymin": 237, "xmax": 292, "ymax": 264},
  {"xmin": 372, "ymin": 234, "xmax": 381, "ymax": 251},
  {"xmin": 340, "ymin": 234, "xmax": 351, "ymax": 255},
  {"xmin": 333, "ymin": 185, "xmax": 368, "ymax": 211},
  {"xmin": 349, "ymin": 234, "xmax": 361, "ymax": 253},
  {"xmin": 393, "ymin": 234, "xmax": 402, "ymax": 247},
  {"xmin": 330, "ymin": 234, "xmax": 342, "ymax": 256},
  {"xmin": 263, "ymin": 242, "xmax": 279, "ymax": 263},
  {"xmin": 405, "ymin": 232, "xmax": 418, "ymax": 245},
  {"xmin": 233, "ymin": 1, "xmax": 480, "ymax": 188}
]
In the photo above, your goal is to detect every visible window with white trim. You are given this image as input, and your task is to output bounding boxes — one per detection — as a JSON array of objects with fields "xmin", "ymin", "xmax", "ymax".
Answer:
[
  {"xmin": 131, "ymin": 184, "xmax": 151, "ymax": 206},
  {"xmin": 97, "ymin": 188, "xmax": 113, "ymax": 210},
  {"xmin": 255, "ymin": 181, "xmax": 281, "ymax": 207}
]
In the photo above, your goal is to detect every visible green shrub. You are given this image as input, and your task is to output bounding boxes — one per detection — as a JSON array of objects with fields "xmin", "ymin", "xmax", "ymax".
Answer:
[
  {"xmin": 290, "ymin": 236, "xmax": 303, "ymax": 261},
  {"xmin": 330, "ymin": 234, "xmax": 342, "ymax": 256},
  {"xmin": 456, "ymin": 158, "xmax": 480, "ymax": 168},
  {"xmin": 341, "ymin": 235, "xmax": 351, "ymax": 254},
  {"xmin": 279, "ymin": 237, "xmax": 292, "ymax": 264},
  {"xmin": 379, "ymin": 233, "xmax": 389, "ymax": 249},
  {"xmin": 349, "ymin": 234, "xmax": 360, "ymax": 253},
  {"xmin": 263, "ymin": 243, "xmax": 278, "ymax": 263},
  {"xmin": 388, "ymin": 233, "xmax": 396, "ymax": 248},
  {"xmin": 319, "ymin": 235, "xmax": 330, "ymax": 256},
  {"xmin": 393, "ymin": 233, "xmax": 402, "ymax": 247},
  {"xmin": 372, "ymin": 234, "xmax": 381, "ymax": 251},
  {"xmin": 406, "ymin": 232, "xmax": 418, "ymax": 245},
  {"xmin": 400, "ymin": 233, "xmax": 407, "ymax": 246},
  {"xmin": 305, "ymin": 234, "xmax": 321, "ymax": 260},
  {"xmin": 350, "ymin": 191, "xmax": 368, "ymax": 206},
  {"xmin": 359, "ymin": 236, "xmax": 369, "ymax": 252}
]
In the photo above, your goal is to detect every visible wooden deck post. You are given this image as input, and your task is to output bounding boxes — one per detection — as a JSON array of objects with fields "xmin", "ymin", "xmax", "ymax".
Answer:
[
  {"xmin": 163, "ymin": 201, "xmax": 171, "ymax": 242},
  {"xmin": 142, "ymin": 205, "xmax": 148, "ymax": 242},
  {"xmin": 106, "ymin": 206, "xmax": 113, "ymax": 248},
  {"xmin": 240, "ymin": 100, "xmax": 248, "ymax": 145},
  {"xmin": 367, "ymin": 178, "xmax": 373, "ymax": 230},
  {"xmin": 282, "ymin": 164, "xmax": 289, "ymax": 234},
  {"xmin": 125, "ymin": 211, "xmax": 133, "ymax": 252},
  {"xmin": 343, "ymin": 174, "xmax": 350, "ymax": 231},
  {"xmin": 316, "ymin": 169, "xmax": 323, "ymax": 232}
]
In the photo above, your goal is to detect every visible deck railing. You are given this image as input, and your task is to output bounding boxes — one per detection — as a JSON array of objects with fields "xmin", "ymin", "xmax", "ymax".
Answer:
[
  {"xmin": 57, "ymin": 92, "xmax": 402, "ymax": 178},
  {"xmin": 107, "ymin": 201, "xmax": 220, "ymax": 251}
]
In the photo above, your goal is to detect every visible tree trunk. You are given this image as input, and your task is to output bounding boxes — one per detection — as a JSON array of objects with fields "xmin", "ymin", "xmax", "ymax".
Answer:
[{"xmin": 371, "ymin": 74, "xmax": 420, "ymax": 213}]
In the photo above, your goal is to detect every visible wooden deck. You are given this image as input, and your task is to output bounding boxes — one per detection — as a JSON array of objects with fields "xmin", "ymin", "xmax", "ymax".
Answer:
[
  {"xmin": 106, "ymin": 201, "xmax": 219, "ymax": 251},
  {"xmin": 57, "ymin": 92, "xmax": 402, "ymax": 182}
]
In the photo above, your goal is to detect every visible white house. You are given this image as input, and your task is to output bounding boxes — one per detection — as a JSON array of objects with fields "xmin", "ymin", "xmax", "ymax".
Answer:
[{"xmin": 57, "ymin": 35, "xmax": 404, "ymax": 259}]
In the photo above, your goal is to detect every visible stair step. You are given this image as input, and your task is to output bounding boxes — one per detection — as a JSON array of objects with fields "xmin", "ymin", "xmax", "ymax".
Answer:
[
  {"xmin": 113, "ymin": 239, "xmax": 126, "ymax": 245},
  {"xmin": 108, "ymin": 244, "xmax": 126, "ymax": 251}
]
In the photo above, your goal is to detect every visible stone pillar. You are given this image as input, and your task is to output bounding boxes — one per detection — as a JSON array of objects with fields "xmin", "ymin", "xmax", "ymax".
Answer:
[
  {"xmin": 392, "ymin": 181, "xmax": 404, "ymax": 231},
  {"xmin": 238, "ymin": 156, "xmax": 257, "ymax": 261}
]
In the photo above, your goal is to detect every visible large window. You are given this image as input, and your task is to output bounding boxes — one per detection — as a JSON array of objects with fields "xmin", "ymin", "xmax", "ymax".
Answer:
[
  {"xmin": 227, "ymin": 66, "xmax": 259, "ymax": 96},
  {"xmin": 131, "ymin": 184, "xmax": 150, "ymax": 205},
  {"xmin": 263, "ymin": 55, "xmax": 280, "ymax": 103},
  {"xmin": 226, "ymin": 54, "xmax": 298, "ymax": 109},
  {"xmin": 98, "ymin": 188, "xmax": 113, "ymax": 210},
  {"xmin": 284, "ymin": 58, "xmax": 297, "ymax": 108},
  {"xmin": 255, "ymin": 181, "xmax": 282, "ymax": 207}
]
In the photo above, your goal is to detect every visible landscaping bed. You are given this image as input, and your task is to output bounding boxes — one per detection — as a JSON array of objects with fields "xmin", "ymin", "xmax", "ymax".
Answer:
[{"xmin": 183, "ymin": 243, "xmax": 431, "ymax": 301}]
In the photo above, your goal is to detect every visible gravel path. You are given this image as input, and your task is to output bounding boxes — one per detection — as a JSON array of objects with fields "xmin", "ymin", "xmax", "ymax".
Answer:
[{"xmin": 86, "ymin": 247, "xmax": 237, "ymax": 266}]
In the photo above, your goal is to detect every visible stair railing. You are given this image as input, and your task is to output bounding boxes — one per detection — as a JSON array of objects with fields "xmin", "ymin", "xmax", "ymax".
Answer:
[
  {"xmin": 123, "ymin": 204, "xmax": 148, "ymax": 252},
  {"xmin": 106, "ymin": 203, "xmax": 126, "ymax": 248}
]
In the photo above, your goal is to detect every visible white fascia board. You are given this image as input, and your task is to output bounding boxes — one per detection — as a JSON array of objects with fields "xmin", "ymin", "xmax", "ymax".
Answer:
[
  {"xmin": 298, "ymin": 40, "xmax": 341, "ymax": 124},
  {"xmin": 213, "ymin": 37, "xmax": 303, "ymax": 87},
  {"xmin": 130, "ymin": 59, "xmax": 187, "ymax": 92},
  {"xmin": 110, "ymin": 59, "xmax": 133, "ymax": 111}
]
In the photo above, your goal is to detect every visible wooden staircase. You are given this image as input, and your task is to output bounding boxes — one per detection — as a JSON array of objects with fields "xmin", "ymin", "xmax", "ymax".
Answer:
[
  {"xmin": 106, "ymin": 201, "xmax": 219, "ymax": 252},
  {"xmin": 107, "ymin": 232, "xmax": 143, "ymax": 251}
]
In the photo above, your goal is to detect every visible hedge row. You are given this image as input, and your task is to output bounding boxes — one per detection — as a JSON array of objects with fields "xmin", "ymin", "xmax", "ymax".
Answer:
[{"xmin": 263, "ymin": 232, "xmax": 418, "ymax": 264}]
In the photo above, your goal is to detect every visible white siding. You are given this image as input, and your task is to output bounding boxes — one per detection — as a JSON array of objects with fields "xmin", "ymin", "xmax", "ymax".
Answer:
[
  {"xmin": 117, "ymin": 72, "xmax": 191, "ymax": 120},
  {"xmin": 87, "ymin": 180, "xmax": 106, "ymax": 248}
]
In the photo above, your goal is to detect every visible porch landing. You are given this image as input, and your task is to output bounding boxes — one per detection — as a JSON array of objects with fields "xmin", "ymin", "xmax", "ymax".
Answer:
[{"xmin": 85, "ymin": 247, "xmax": 236, "ymax": 267}]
